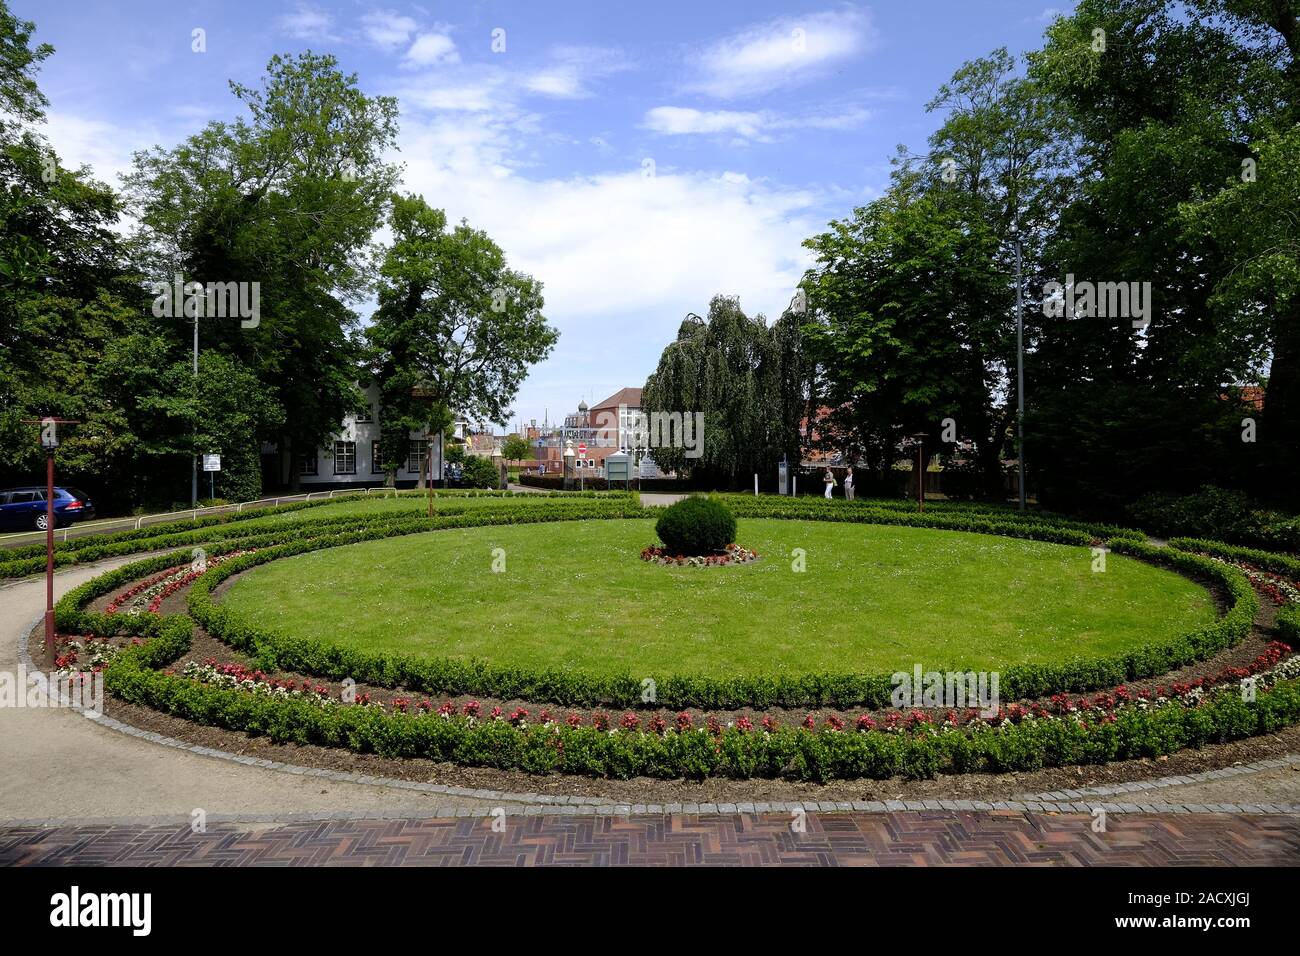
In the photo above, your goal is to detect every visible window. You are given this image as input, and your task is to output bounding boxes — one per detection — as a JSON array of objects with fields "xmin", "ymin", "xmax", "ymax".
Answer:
[
  {"xmin": 298, "ymin": 452, "xmax": 318, "ymax": 476},
  {"xmin": 10, "ymin": 490, "xmax": 45, "ymax": 503},
  {"xmin": 357, "ymin": 405, "xmax": 373, "ymax": 424},
  {"xmin": 371, "ymin": 441, "xmax": 386, "ymax": 474},
  {"xmin": 333, "ymin": 441, "xmax": 356, "ymax": 475},
  {"xmin": 407, "ymin": 440, "xmax": 427, "ymax": 474}
]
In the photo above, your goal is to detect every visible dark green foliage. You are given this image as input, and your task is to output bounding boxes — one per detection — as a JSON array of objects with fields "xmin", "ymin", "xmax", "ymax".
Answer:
[
  {"xmin": 654, "ymin": 496, "xmax": 737, "ymax": 554},
  {"xmin": 1134, "ymin": 487, "xmax": 1300, "ymax": 553},
  {"xmin": 460, "ymin": 455, "xmax": 500, "ymax": 489}
]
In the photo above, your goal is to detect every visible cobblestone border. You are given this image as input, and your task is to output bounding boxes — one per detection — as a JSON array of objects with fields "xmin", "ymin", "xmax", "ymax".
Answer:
[
  {"xmin": 4, "ymin": 798, "xmax": 1300, "ymax": 829},
  {"xmin": 17, "ymin": 591, "xmax": 1300, "ymax": 826},
  {"xmin": 1014, "ymin": 754, "xmax": 1300, "ymax": 803}
]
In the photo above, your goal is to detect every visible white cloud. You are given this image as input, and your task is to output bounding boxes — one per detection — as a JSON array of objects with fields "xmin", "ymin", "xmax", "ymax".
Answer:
[
  {"xmin": 685, "ymin": 7, "xmax": 877, "ymax": 99},
  {"xmin": 522, "ymin": 47, "xmax": 630, "ymax": 99},
  {"xmin": 390, "ymin": 71, "xmax": 509, "ymax": 112},
  {"xmin": 404, "ymin": 32, "xmax": 460, "ymax": 67},
  {"xmin": 643, "ymin": 105, "xmax": 871, "ymax": 141},
  {"xmin": 525, "ymin": 69, "xmax": 583, "ymax": 98},
  {"xmin": 644, "ymin": 106, "xmax": 767, "ymax": 139},
  {"xmin": 41, "ymin": 112, "xmax": 157, "ymax": 189},
  {"xmin": 397, "ymin": 111, "xmax": 819, "ymax": 326},
  {"xmin": 362, "ymin": 10, "xmax": 419, "ymax": 50},
  {"xmin": 277, "ymin": 3, "xmax": 338, "ymax": 42}
]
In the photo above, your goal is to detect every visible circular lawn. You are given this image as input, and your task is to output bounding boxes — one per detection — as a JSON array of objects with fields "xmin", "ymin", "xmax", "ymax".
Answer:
[{"xmin": 218, "ymin": 519, "xmax": 1217, "ymax": 678}]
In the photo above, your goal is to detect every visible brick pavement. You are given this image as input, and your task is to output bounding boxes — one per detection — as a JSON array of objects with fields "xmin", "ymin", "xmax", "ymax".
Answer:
[{"xmin": 3, "ymin": 811, "xmax": 1298, "ymax": 866}]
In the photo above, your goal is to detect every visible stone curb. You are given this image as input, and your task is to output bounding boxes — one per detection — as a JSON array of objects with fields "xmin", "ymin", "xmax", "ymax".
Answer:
[
  {"xmin": 3, "ymin": 800, "xmax": 1299, "ymax": 830},
  {"xmin": 1014, "ymin": 754, "xmax": 1300, "ymax": 802}
]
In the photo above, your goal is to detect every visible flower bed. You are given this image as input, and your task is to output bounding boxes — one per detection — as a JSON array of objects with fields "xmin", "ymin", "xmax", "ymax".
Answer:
[
  {"xmin": 639, "ymin": 543, "xmax": 759, "ymax": 567},
  {"xmin": 106, "ymin": 551, "xmax": 253, "ymax": 615},
  {"xmin": 98, "ymin": 618, "xmax": 1300, "ymax": 781}
]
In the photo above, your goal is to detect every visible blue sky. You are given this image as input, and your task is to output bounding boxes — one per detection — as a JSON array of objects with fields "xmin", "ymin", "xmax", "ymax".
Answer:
[{"xmin": 18, "ymin": 0, "xmax": 1071, "ymax": 430}]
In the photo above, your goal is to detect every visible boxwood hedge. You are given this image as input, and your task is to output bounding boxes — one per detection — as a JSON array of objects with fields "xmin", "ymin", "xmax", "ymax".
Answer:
[{"xmin": 180, "ymin": 510, "xmax": 1255, "ymax": 711}]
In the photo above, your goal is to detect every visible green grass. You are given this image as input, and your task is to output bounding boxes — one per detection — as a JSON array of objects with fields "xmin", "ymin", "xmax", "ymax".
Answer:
[{"xmin": 220, "ymin": 518, "xmax": 1217, "ymax": 678}]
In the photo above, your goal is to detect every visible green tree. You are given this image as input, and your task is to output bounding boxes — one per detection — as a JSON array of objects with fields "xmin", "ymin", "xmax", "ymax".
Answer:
[
  {"xmin": 501, "ymin": 434, "xmax": 532, "ymax": 462},
  {"xmin": 0, "ymin": 0, "xmax": 148, "ymax": 511},
  {"xmin": 642, "ymin": 295, "xmax": 807, "ymax": 488},
  {"xmin": 1023, "ymin": 0, "xmax": 1293, "ymax": 511},
  {"xmin": 367, "ymin": 194, "xmax": 557, "ymax": 486},
  {"xmin": 124, "ymin": 52, "xmax": 400, "ymax": 493}
]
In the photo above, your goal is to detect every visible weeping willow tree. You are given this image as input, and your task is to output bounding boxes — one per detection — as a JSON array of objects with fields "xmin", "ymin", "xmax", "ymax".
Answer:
[{"xmin": 642, "ymin": 294, "xmax": 809, "ymax": 488}]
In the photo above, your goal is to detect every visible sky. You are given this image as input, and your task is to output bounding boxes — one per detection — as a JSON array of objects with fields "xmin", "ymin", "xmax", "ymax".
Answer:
[{"xmin": 17, "ymin": 0, "xmax": 1073, "ymax": 431}]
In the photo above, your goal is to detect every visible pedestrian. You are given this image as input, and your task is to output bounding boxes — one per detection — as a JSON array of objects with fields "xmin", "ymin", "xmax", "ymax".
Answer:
[
  {"xmin": 844, "ymin": 468, "xmax": 855, "ymax": 501},
  {"xmin": 823, "ymin": 467, "xmax": 836, "ymax": 499}
]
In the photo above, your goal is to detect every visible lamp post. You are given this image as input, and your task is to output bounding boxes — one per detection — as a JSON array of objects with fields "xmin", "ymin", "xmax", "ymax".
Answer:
[
  {"xmin": 191, "ymin": 309, "xmax": 199, "ymax": 508},
  {"xmin": 23, "ymin": 417, "xmax": 79, "ymax": 647},
  {"xmin": 1014, "ymin": 232, "xmax": 1026, "ymax": 512},
  {"xmin": 910, "ymin": 431, "xmax": 928, "ymax": 512}
]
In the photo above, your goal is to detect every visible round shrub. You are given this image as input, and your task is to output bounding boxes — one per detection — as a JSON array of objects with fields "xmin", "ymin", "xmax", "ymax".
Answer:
[
  {"xmin": 655, "ymin": 496, "xmax": 737, "ymax": 554},
  {"xmin": 461, "ymin": 455, "xmax": 501, "ymax": 489}
]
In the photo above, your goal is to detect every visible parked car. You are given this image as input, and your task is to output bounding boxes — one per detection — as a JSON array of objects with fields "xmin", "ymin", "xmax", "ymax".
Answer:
[{"xmin": 0, "ymin": 486, "xmax": 96, "ymax": 531}]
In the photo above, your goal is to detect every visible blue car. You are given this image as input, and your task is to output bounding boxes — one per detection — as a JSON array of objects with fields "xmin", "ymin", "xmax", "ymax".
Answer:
[{"xmin": 0, "ymin": 486, "xmax": 96, "ymax": 531}]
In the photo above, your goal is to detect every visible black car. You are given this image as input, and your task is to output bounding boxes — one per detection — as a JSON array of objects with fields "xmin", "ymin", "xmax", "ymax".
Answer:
[{"xmin": 0, "ymin": 486, "xmax": 96, "ymax": 531}]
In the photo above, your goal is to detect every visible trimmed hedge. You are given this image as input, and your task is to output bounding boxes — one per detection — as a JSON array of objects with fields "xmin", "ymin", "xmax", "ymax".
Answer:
[
  {"xmin": 185, "ymin": 510, "xmax": 1254, "ymax": 711},
  {"xmin": 2, "ymin": 489, "xmax": 636, "ymax": 579},
  {"xmin": 1168, "ymin": 537, "xmax": 1300, "ymax": 580},
  {"xmin": 715, "ymin": 495, "xmax": 1141, "ymax": 542},
  {"xmin": 99, "ymin": 623, "xmax": 1300, "ymax": 781},
  {"xmin": 518, "ymin": 474, "xmax": 693, "ymax": 492},
  {"xmin": 60, "ymin": 496, "xmax": 1299, "ymax": 782}
]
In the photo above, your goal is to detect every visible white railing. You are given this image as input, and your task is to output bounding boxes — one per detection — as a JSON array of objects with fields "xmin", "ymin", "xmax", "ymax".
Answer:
[{"xmin": 0, "ymin": 486, "xmax": 376, "ymax": 547}]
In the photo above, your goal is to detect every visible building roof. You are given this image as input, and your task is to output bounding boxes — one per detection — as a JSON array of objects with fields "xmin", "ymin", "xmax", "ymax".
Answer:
[{"xmin": 592, "ymin": 387, "xmax": 643, "ymax": 409}]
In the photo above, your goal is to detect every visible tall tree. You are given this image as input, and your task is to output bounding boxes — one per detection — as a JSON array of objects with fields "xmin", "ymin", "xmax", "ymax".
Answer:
[
  {"xmin": 1024, "ymin": 0, "xmax": 1293, "ymax": 511},
  {"xmin": 124, "ymin": 52, "xmax": 400, "ymax": 492},
  {"xmin": 366, "ymin": 194, "xmax": 557, "ymax": 485},
  {"xmin": 642, "ymin": 295, "xmax": 807, "ymax": 488},
  {"xmin": 0, "ymin": 0, "xmax": 147, "ymax": 511}
]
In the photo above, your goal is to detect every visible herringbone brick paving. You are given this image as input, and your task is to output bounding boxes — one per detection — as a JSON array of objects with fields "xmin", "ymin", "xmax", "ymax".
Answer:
[{"xmin": 3, "ymin": 811, "xmax": 1298, "ymax": 866}]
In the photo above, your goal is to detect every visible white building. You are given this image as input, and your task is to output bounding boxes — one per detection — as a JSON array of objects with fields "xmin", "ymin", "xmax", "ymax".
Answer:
[{"xmin": 291, "ymin": 383, "xmax": 457, "ymax": 489}]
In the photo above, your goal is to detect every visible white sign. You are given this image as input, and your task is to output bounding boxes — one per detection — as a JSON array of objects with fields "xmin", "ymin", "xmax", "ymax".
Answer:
[{"xmin": 202, "ymin": 454, "xmax": 221, "ymax": 472}]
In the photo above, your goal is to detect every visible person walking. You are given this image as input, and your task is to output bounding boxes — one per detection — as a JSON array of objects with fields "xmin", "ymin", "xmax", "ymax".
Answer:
[
  {"xmin": 823, "ymin": 467, "xmax": 836, "ymax": 499},
  {"xmin": 843, "ymin": 468, "xmax": 855, "ymax": 501}
]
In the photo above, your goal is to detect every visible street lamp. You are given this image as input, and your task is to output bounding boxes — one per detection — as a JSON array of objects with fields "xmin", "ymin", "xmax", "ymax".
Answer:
[
  {"xmin": 1012, "ymin": 227, "xmax": 1026, "ymax": 512},
  {"xmin": 910, "ymin": 431, "xmax": 928, "ymax": 512}
]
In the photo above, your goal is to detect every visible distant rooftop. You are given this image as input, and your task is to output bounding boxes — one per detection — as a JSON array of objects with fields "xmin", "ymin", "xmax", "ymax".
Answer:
[{"xmin": 593, "ymin": 387, "xmax": 643, "ymax": 409}]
